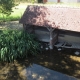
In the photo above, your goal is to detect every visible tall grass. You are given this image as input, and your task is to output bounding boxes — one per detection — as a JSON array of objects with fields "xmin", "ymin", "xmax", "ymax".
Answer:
[{"xmin": 0, "ymin": 29, "xmax": 41, "ymax": 62}]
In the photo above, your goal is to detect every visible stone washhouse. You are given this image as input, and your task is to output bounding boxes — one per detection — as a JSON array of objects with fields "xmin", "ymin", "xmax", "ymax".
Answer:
[{"xmin": 19, "ymin": 5, "xmax": 80, "ymax": 54}]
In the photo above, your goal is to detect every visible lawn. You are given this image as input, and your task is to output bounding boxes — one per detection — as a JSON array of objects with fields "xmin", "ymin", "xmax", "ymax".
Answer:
[
  {"xmin": 0, "ymin": 3, "xmax": 27, "ymax": 22},
  {"xmin": 0, "ymin": 2, "xmax": 80, "ymax": 22}
]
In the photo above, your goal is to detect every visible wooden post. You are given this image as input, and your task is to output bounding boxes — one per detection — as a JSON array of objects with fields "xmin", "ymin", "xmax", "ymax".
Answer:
[
  {"xmin": 23, "ymin": 24, "xmax": 26, "ymax": 30},
  {"xmin": 47, "ymin": 27, "xmax": 55, "ymax": 49},
  {"xmin": 43, "ymin": 0, "xmax": 47, "ymax": 3},
  {"xmin": 50, "ymin": 30, "xmax": 53, "ymax": 49}
]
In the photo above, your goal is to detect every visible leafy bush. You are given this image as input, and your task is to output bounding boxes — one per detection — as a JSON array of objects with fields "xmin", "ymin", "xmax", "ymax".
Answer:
[{"xmin": 0, "ymin": 29, "xmax": 41, "ymax": 62}]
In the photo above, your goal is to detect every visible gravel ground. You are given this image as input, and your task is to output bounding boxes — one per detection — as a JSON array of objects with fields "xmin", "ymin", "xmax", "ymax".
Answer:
[{"xmin": 0, "ymin": 21, "xmax": 23, "ymax": 30}]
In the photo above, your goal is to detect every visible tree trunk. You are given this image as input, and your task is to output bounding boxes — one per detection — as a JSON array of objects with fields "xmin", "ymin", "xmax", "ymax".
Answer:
[{"xmin": 58, "ymin": 0, "xmax": 60, "ymax": 3}]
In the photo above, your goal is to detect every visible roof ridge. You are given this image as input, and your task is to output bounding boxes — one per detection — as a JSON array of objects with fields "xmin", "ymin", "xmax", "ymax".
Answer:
[{"xmin": 28, "ymin": 5, "xmax": 80, "ymax": 9}]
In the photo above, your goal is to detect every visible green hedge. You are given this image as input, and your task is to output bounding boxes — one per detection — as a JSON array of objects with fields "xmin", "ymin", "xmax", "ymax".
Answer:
[{"xmin": 0, "ymin": 29, "xmax": 41, "ymax": 62}]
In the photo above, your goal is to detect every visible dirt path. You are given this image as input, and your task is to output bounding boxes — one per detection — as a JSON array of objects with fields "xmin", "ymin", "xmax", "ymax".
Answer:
[{"xmin": 0, "ymin": 21, "xmax": 23, "ymax": 30}]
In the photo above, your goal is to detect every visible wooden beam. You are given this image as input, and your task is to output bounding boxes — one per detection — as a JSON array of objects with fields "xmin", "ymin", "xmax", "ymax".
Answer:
[
  {"xmin": 47, "ymin": 27, "xmax": 55, "ymax": 49},
  {"xmin": 46, "ymin": 27, "xmax": 55, "ymax": 32}
]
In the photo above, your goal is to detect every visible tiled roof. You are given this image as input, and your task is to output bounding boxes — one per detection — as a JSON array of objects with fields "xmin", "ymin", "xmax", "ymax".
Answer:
[{"xmin": 19, "ymin": 5, "xmax": 80, "ymax": 32}]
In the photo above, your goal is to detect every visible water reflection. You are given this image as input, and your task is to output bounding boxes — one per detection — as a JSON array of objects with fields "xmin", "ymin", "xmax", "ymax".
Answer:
[
  {"xmin": 0, "ymin": 50, "xmax": 80, "ymax": 80},
  {"xmin": 19, "ymin": 64, "xmax": 77, "ymax": 80}
]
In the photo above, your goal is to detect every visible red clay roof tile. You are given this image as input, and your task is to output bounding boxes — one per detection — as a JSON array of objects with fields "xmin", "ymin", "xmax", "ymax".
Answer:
[{"xmin": 19, "ymin": 5, "xmax": 80, "ymax": 32}]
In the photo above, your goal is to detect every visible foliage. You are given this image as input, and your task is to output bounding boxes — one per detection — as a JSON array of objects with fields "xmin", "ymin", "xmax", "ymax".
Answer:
[
  {"xmin": 0, "ymin": 4, "xmax": 24, "ymax": 22},
  {"xmin": 0, "ymin": 0, "xmax": 15, "ymax": 16},
  {"xmin": 0, "ymin": 29, "xmax": 41, "ymax": 62},
  {"xmin": 0, "ymin": 15, "xmax": 21, "ymax": 22},
  {"xmin": 31, "ymin": 0, "xmax": 36, "ymax": 3},
  {"xmin": 37, "ymin": 0, "xmax": 43, "ymax": 3},
  {"xmin": 14, "ymin": 0, "xmax": 37, "ymax": 3}
]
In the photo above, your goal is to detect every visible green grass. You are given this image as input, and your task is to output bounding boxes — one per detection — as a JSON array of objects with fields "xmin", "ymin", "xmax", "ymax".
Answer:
[
  {"xmin": 0, "ymin": 14, "xmax": 21, "ymax": 22},
  {"xmin": 0, "ymin": 2, "xmax": 80, "ymax": 22},
  {"xmin": 0, "ymin": 3, "xmax": 27, "ymax": 22}
]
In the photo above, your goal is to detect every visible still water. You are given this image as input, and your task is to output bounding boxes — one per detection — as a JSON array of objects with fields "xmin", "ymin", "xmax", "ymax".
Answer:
[{"xmin": 0, "ymin": 50, "xmax": 80, "ymax": 80}]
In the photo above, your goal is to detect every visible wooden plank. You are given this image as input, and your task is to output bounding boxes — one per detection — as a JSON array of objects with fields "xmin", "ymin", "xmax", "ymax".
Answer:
[
  {"xmin": 72, "ymin": 43, "xmax": 80, "ymax": 49},
  {"xmin": 35, "ymin": 30, "xmax": 49, "ymax": 35},
  {"xmin": 54, "ymin": 42, "xmax": 64, "ymax": 47},
  {"xmin": 54, "ymin": 42, "xmax": 80, "ymax": 49}
]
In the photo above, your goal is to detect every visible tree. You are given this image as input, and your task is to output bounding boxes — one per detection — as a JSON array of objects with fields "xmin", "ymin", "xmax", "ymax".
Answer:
[
  {"xmin": 0, "ymin": 0, "xmax": 15, "ymax": 15},
  {"xmin": 38, "ymin": 0, "xmax": 43, "ymax": 3}
]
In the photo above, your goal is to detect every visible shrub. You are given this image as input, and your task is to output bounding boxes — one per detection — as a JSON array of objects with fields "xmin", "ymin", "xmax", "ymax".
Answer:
[{"xmin": 0, "ymin": 29, "xmax": 41, "ymax": 62}]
